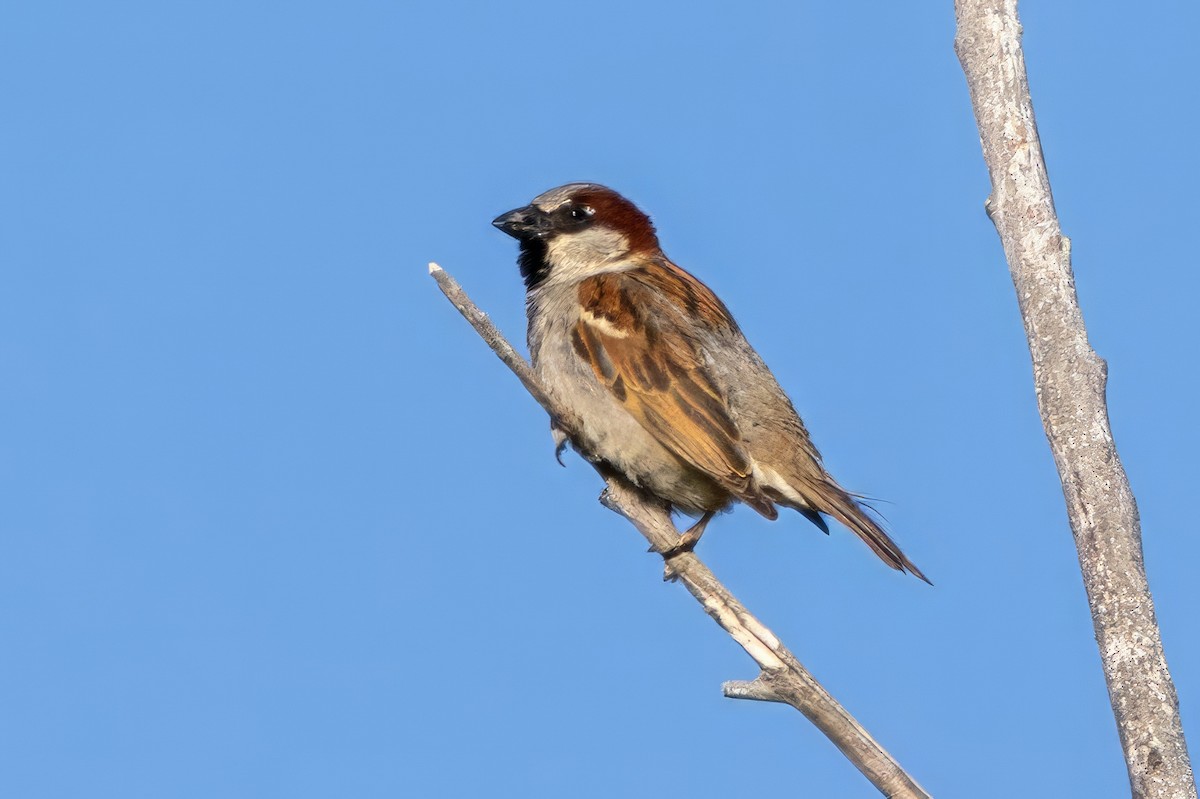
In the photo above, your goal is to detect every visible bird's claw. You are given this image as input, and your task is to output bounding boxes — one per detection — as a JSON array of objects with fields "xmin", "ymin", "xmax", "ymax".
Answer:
[
  {"xmin": 551, "ymin": 427, "xmax": 569, "ymax": 467},
  {"xmin": 660, "ymin": 536, "xmax": 699, "ymax": 560}
]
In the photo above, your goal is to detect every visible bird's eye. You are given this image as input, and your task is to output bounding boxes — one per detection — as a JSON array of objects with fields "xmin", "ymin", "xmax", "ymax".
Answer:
[{"xmin": 569, "ymin": 206, "xmax": 594, "ymax": 221}]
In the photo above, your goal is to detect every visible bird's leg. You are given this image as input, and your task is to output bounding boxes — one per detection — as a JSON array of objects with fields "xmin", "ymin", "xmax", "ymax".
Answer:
[{"xmin": 662, "ymin": 511, "xmax": 715, "ymax": 560}]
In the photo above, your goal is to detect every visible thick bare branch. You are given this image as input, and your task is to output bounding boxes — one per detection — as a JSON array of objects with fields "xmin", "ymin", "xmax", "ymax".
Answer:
[
  {"xmin": 430, "ymin": 262, "xmax": 931, "ymax": 799},
  {"xmin": 954, "ymin": 3, "xmax": 1195, "ymax": 798}
]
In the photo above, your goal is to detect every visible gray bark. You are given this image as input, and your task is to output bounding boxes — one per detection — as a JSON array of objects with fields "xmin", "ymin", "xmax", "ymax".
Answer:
[
  {"xmin": 431, "ymin": 262, "xmax": 931, "ymax": 798},
  {"xmin": 953, "ymin": 2, "xmax": 1196, "ymax": 797}
]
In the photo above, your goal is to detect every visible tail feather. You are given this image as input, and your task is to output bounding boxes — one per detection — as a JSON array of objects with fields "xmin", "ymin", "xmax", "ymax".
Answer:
[{"xmin": 789, "ymin": 480, "xmax": 931, "ymax": 584}]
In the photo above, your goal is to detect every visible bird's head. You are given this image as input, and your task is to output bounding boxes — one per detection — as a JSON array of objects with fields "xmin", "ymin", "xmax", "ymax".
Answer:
[{"xmin": 493, "ymin": 183, "xmax": 660, "ymax": 289}]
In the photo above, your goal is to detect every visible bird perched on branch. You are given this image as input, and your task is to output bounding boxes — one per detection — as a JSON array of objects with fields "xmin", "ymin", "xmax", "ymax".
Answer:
[{"xmin": 493, "ymin": 183, "xmax": 928, "ymax": 583}]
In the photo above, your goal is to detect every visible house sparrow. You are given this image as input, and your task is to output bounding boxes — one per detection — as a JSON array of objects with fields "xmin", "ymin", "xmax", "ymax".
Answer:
[{"xmin": 493, "ymin": 183, "xmax": 928, "ymax": 582}]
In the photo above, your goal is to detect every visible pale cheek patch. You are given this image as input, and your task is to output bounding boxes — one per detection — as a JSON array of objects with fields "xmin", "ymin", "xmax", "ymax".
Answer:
[{"xmin": 543, "ymin": 228, "xmax": 631, "ymax": 286}]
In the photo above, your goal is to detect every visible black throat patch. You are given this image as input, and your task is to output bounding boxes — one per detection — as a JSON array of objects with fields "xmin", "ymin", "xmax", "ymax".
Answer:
[{"xmin": 517, "ymin": 239, "xmax": 551, "ymax": 290}]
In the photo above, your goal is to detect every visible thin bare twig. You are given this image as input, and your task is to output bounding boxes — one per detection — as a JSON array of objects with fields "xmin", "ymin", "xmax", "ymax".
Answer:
[
  {"xmin": 954, "ymin": 3, "xmax": 1195, "ymax": 797},
  {"xmin": 430, "ymin": 261, "xmax": 931, "ymax": 799}
]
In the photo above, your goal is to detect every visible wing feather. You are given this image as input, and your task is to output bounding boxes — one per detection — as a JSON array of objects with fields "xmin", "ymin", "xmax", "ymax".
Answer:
[{"xmin": 574, "ymin": 267, "xmax": 776, "ymax": 519}]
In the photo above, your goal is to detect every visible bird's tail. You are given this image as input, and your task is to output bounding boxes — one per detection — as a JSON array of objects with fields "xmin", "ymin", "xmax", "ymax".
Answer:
[{"xmin": 792, "ymin": 479, "xmax": 931, "ymax": 584}]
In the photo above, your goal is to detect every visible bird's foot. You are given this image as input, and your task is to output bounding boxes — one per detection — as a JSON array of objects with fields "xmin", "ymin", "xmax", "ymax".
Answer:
[
  {"xmin": 658, "ymin": 511, "xmax": 715, "ymax": 562},
  {"xmin": 660, "ymin": 540, "xmax": 692, "ymax": 582},
  {"xmin": 551, "ymin": 426, "xmax": 569, "ymax": 466}
]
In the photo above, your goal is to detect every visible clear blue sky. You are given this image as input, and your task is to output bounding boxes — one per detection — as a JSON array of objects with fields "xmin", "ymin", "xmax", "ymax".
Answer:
[{"xmin": 3, "ymin": 2, "xmax": 1197, "ymax": 797}]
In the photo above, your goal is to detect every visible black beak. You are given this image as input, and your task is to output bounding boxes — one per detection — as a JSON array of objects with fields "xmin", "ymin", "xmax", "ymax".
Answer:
[{"xmin": 492, "ymin": 204, "xmax": 550, "ymax": 240}]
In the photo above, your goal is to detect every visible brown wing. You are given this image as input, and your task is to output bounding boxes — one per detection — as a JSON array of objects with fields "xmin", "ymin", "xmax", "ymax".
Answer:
[{"xmin": 572, "ymin": 266, "xmax": 777, "ymax": 519}]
